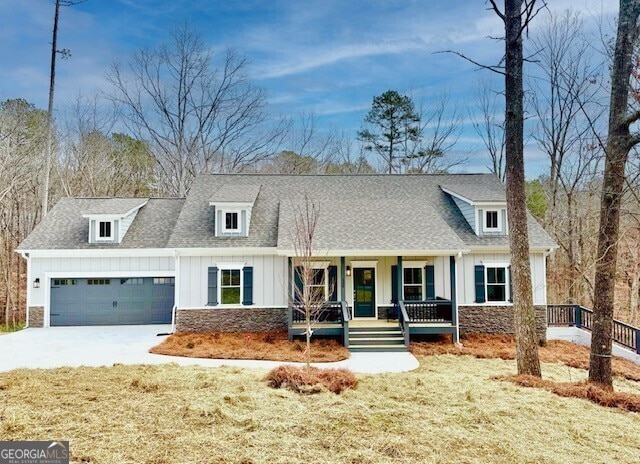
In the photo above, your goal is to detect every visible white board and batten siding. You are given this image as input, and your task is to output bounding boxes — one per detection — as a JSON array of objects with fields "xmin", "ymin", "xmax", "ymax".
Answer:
[
  {"xmin": 178, "ymin": 255, "xmax": 288, "ymax": 308},
  {"xmin": 457, "ymin": 252, "xmax": 547, "ymax": 306},
  {"xmin": 29, "ymin": 256, "xmax": 175, "ymax": 307}
]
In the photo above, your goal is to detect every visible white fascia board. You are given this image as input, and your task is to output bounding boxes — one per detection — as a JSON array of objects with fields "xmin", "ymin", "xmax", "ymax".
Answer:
[
  {"xmin": 277, "ymin": 248, "xmax": 470, "ymax": 257},
  {"xmin": 209, "ymin": 201, "xmax": 253, "ymax": 209},
  {"xmin": 23, "ymin": 248, "xmax": 176, "ymax": 258},
  {"xmin": 466, "ymin": 246, "xmax": 557, "ymax": 254}
]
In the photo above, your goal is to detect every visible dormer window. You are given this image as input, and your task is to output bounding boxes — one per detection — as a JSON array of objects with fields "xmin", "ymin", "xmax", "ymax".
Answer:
[
  {"xmin": 97, "ymin": 220, "xmax": 114, "ymax": 241},
  {"xmin": 224, "ymin": 211, "xmax": 240, "ymax": 233},
  {"xmin": 484, "ymin": 210, "xmax": 500, "ymax": 232}
]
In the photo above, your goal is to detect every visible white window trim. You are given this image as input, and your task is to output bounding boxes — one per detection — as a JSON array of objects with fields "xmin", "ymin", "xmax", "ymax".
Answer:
[
  {"xmin": 484, "ymin": 264, "xmax": 510, "ymax": 303},
  {"xmin": 95, "ymin": 220, "xmax": 115, "ymax": 241},
  {"xmin": 483, "ymin": 209, "xmax": 501, "ymax": 232},
  {"xmin": 401, "ymin": 264, "xmax": 425, "ymax": 301},
  {"xmin": 218, "ymin": 267, "xmax": 244, "ymax": 306},
  {"xmin": 222, "ymin": 210, "xmax": 241, "ymax": 233}
]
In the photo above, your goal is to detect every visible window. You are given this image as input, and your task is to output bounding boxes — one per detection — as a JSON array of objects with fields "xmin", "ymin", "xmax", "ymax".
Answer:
[
  {"xmin": 97, "ymin": 220, "xmax": 113, "ymax": 240},
  {"xmin": 220, "ymin": 269, "xmax": 241, "ymax": 304},
  {"xmin": 486, "ymin": 266, "xmax": 508, "ymax": 302},
  {"xmin": 223, "ymin": 212, "xmax": 239, "ymax": 232},
  {"xmin": 403, "ymin": 268, "xmax": 423, "ymax": 301},
  {"xmin": 53, "ymin": 279, "xmax": 77, "ymax": 286},
  {"xmin": 484, "ymin": 210, "xmax": 500, "ymax": 231},
  {"xmin": 88, "ymin": 279, "xmax": 110, "ymax": 285},
  {"xmin": 153, "ymin": 277, "xmax": 175, "ymax": 285},
  {"xmin": 308, "ymin": 268, "xmax": 327, "ymax": 301},
  {"xmin": 121, "ymin": 278, "xmax": 144, "ymax": 285}
]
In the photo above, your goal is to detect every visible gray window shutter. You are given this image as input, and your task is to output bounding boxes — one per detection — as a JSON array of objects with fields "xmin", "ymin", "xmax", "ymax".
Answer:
[
  {"xmin": 242, "ymin": 267, "xmax": 253, "ymax": 305},
  {"xmin": 328, "ymin": 265, "xmax": 338, "ymax": 301},
  {"xmin": 207, "ymin": 266, "xmax": 218, "ymax": 306},
  {"xmin": 294, "ymin": 266, "xmax": 303, "ymax": 303},
  {"xmin": 477, "ymin": 209, "xmax": 484, "ymax": 235},
  {"xmin": 391, "ymin": 265, "xmax": 398, "ymax": 303},
  {"xmin": 425, "ymin": 265, "xmax": 435, "ymax": 300},
  {"xmin": 474, "ymin": 265, "xmax": 485, "ymax": 303}
]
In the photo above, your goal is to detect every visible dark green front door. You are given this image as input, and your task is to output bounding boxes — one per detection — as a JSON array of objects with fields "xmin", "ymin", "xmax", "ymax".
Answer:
[{"xmin": 354, "ymin": 267, "xmax": 375, "ymax": 318}]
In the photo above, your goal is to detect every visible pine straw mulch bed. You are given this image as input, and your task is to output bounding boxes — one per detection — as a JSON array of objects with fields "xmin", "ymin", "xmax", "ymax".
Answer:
[
  {"xmin": 412, "ymin": 333, "xmax": 640, "ymax": 413},
  {"xmin": 411, "ymin": 333, "xmax": 640, "ymax": 382},
  {"xmin": 265, "ymin": 365, "xmax": 358, "ymax": 394},
  {"xmin": 150, "ymin": 330, "xmax": 350, "ymax": 363}
]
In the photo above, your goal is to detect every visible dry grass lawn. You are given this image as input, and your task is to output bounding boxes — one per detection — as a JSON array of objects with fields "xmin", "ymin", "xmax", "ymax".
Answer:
[
  {"xmin": 150, "ymin": 331, "xmax": 349, "ymax": 363},
  {"xmin": 1, "ymin": 356, "xmax": 639, "ymax": 463}
]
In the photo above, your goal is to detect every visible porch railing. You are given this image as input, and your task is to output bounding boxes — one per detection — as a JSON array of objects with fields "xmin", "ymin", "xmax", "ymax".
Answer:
[
  {"xmin": 398, "ymin": 301, "xmax": 411, "ymax": 347},
  {"xmin": 548, "ymin": 304, "xmax": 640, "ymax": 354},
  {"xmin": 289, "ymin": 301, "xmax": 350, "ymax": 346},
  {"xmin": 401, "ymin": 299, "xmax": 454, "ymax": 323}
]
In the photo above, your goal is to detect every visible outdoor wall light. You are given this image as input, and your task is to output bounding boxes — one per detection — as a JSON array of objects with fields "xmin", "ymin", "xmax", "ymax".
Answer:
[
  {"xmin": 345, "ymin": 266, "xmax": 351, "ymax": 277},
  {"xmin": 33, "ymin": 278, "xmax": 40, "ymax": 288}
]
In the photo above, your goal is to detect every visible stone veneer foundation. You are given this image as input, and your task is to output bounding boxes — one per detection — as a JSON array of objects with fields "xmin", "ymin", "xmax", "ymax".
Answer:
[
  {"xmin": 28, "ymin": 306, "xmax": 44, "ymax": 328},
  {"xmin": 175, "ymin": 307, "xmax": 288, "ymax": 333},
  {"xmin": 458, "ymin": 305, "xmax": 547, "ymax": 342}
]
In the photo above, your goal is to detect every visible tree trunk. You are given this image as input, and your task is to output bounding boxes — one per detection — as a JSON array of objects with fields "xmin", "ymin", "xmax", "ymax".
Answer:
[
  {"xmin": 589, "ymin": 0, "xmax": 640, "ymax": 389},
  {"xmin": 43, "ymin": 0, "xmax": 61, "ymax": 217},
  {"xmin": 504, "ymin": 0, "xmax": 541, "ymax": 377}
]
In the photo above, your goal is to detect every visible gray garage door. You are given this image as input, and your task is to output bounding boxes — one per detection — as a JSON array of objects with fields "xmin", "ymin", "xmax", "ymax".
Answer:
[{"xmin": 50, "ymin": 277, "xmax": 174, "ymax": 326}]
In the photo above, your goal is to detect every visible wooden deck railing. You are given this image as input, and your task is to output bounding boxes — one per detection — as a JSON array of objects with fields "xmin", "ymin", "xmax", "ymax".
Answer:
[
  {"xmin": 548, "ymin": 304, "xmax": 640, "ymax": 354},
  {"xmin": 288, "ymin": 301, "xmax": 350, "ymax": 346},
  {"xmin": 402, "ymin": 299, "xmax": 453, "ymax": 323}
]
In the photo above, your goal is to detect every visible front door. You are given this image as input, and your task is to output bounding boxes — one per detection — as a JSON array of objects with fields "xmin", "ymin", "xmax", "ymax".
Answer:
[{"xmin": 353, "ymin": 267, "xmax": 376, "ymax": 318}]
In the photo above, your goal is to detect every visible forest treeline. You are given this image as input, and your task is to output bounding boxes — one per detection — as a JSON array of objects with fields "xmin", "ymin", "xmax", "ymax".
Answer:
[{"xmin": 2, "ymin": 10, "xmax": 639, "ymax": 327}]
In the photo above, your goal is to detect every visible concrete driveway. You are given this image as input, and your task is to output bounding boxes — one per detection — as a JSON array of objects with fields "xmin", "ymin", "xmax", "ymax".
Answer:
[{"xmin": 0, "ymin": 326, "xmax": 419, "ymax": 374}]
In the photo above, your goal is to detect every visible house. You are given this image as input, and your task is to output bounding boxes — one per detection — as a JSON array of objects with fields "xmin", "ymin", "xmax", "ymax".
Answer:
[{"xmin": 17, "ymin": 174, "xmax": 557, "ymax": 351}]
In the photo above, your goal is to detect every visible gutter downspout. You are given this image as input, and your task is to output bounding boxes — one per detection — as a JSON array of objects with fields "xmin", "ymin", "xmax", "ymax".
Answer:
[
  {"xmin": 455, "ymin": 251, "xmax": 462, "ymax": 345},
  {"xmin": 171, "ymin": 250, "xmax": 180, "ymax": 333}
]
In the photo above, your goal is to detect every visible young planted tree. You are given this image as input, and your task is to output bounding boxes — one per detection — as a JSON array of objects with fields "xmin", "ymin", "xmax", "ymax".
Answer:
[
  {"xmin": 589, "ymin": 0, "xmax": 640, "ymax": 389},
  {"xmin": 291, "ymin": 197, "xmax": 332, "ymax": 367},
  {"xmin": 358, "ymin": 90, "xmax": 420, "ymax": 173}
]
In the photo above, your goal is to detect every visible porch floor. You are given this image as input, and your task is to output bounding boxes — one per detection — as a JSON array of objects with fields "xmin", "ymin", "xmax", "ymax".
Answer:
[{"xmin": 349, "ymin": 320, "xmax": 399, "ymax": 328}]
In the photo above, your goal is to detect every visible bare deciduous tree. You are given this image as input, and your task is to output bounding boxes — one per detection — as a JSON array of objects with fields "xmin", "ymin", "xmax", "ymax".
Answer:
[
  {"xmin": 470, "ymin": 78, "xmax": 506, "ymax": 181},
  {"xmin": 107, "ymin": 24, "xmax": 287, "ymax": 195}
]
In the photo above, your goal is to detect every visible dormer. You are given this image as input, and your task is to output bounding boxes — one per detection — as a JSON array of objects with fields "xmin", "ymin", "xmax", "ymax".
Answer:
[
  {"xmin": 441, "ymin": 186, "xmax": 508, "ymax": 236},
  {"xmin": 210, "ymin": 184, "xmax": 260, "ymax": 238},
  {"xmin": 82, "ymin": 198, "xmax": 149, "ymax": 244}
]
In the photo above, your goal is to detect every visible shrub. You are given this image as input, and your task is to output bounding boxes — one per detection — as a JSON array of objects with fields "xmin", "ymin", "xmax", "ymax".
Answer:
[{"xmin": 265, "ymin": 365, "xmax": 358, "ymax": 394}]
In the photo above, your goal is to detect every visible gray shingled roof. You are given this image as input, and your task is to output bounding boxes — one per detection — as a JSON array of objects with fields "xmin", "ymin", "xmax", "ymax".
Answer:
[
  {"xmin": 440, "ymin": 178, "xmax": 507, "ymax": 203},
  {"xmin": 210, "ymin": 184, "xmax": 260, "ymax": 204},
  {"xmin": 17, "ymin": 198, "xmax": 184, "ymax": 250},
  {"xmin": 82, "ymin": 198, "xmax": 149, "ymax": 215},
  {"xmin": 18, "ymin": 173, "xmax": 557, "ymax": 252},
  {"xmin": 166, "ymin": 173, "xmax": 556, "ymax": 251}
]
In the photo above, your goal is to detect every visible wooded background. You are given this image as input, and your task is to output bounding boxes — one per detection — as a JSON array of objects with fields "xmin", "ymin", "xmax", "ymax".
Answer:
[{"xmin": 2, "ymin": 10, "xmax": 638, "ymax": 328}]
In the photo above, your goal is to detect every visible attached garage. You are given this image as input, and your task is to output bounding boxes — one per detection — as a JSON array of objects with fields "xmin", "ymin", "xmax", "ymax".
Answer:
[{"xmin": 50, "ymin": 277, "xmax": 175, "ymax": 326}]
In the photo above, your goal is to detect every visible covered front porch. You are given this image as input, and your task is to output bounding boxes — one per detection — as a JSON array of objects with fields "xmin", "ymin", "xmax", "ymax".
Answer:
[{"xmin": 287, "ymin": 255, "xmax": 460, "ymax": 349}]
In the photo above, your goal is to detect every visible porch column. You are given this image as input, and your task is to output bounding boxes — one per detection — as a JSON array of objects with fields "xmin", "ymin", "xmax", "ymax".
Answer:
[
  {"xmin": 450, "ymin": 255, "xmax": 459, "ymax": 343},
  {"xmin": 287, "ymin": 256, "xmax": 293, "ymax": 341},
  {"xmin": 340, "ymin": 257, "xmax": 346, "ymax": 302},
  {"xmin": 397, "ymin": 256, "xmax": 403, "ymax": 302}
]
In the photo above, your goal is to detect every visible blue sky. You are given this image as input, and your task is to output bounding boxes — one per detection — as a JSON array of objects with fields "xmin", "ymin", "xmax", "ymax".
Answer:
[{"xmin": 0, "ymin": 0, "xmax": 618, "ymax": 177}]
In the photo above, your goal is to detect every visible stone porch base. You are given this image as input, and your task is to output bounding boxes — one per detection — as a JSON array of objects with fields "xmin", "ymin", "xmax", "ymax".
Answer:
[
  {"xmin": 458, "ymin": 305, "xmax": 547, "ymax": 342},
  {"xmin": 175, "ymin": 307, "xmax": 287, "ymax": 333}
]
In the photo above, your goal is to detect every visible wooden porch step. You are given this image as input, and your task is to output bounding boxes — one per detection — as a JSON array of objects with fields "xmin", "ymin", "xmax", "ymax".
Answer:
[
  {"xmin": 348, "ymin": 337, "xmax": 405, "ymax": 345},
  {"xmin": 349, "ymin": 330, "xmax": 402, "ymax": 336}
]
